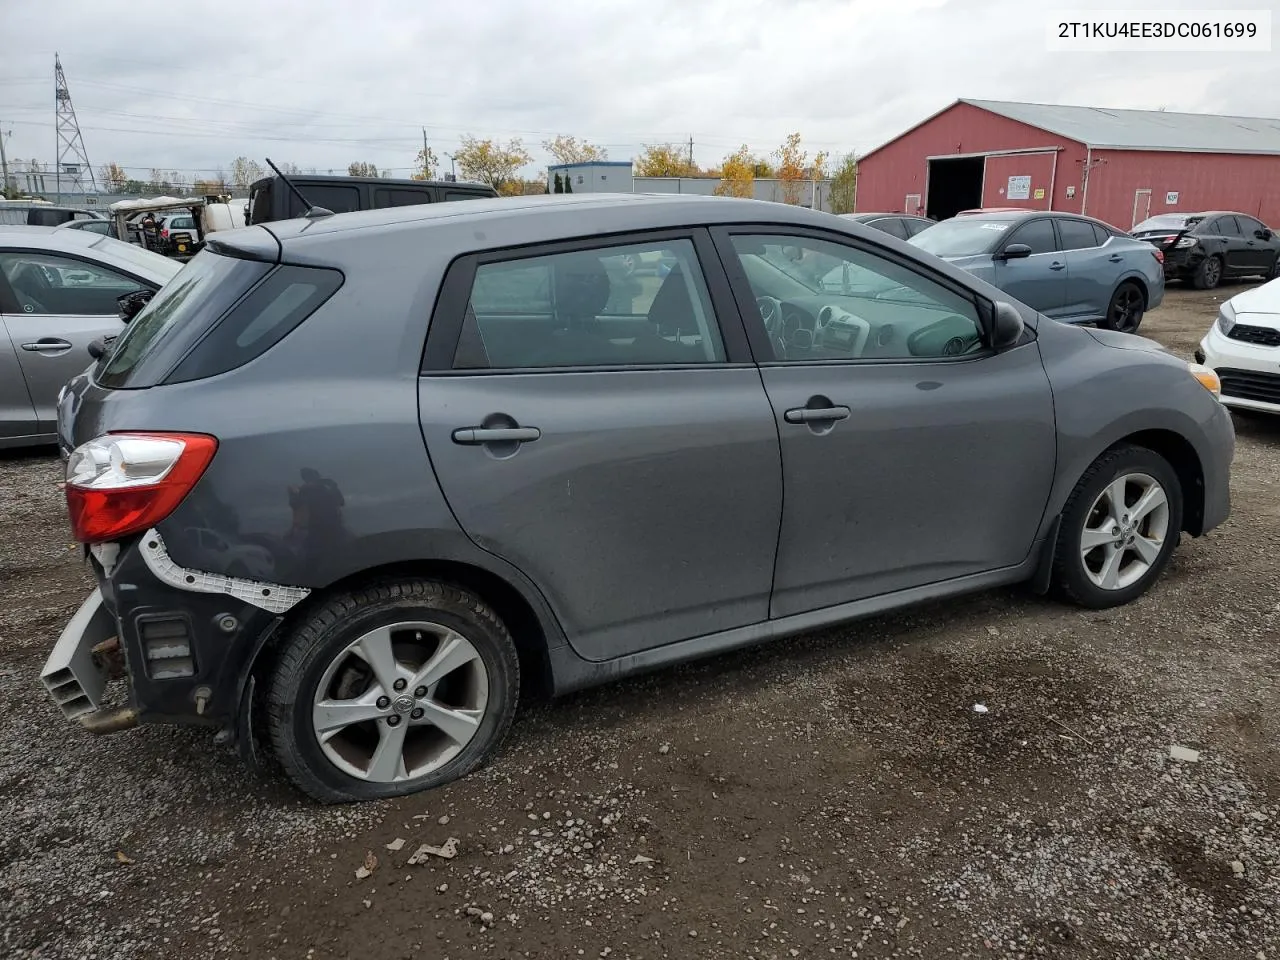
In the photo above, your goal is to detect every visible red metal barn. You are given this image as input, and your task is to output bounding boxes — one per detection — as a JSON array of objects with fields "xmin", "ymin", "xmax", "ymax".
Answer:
[{"xmin": 856, "ymin": 99, "xmax": 1280, "ymax": 231}]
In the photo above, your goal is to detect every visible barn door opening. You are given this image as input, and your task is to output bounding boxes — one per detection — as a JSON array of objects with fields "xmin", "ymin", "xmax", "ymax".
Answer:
[
  {"xmin": 926, "ymin": 156, "xmax": 984, "ymax": 221},
  {"xmin": 1132, "ymin": 189, "xmax": 1152, "ymax": 228}
]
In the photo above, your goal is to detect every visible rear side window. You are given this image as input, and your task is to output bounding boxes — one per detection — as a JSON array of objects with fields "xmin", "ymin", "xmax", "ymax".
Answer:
[
  {"xmin": 374, "ymin": 187, "xmax": 433, "ymax": 208},
  {"xmin": 1091, "ymin": 223, "xmax": 1112, "ymax": 246},
  {"xmin": 248, "ymin": 183, "xmax": 272, "ymax": 224},
  {"xmin": 28, "ymin": 208, "xmax": 76, "ymax": 226},
  {"xmin": 97, "ymin": 251, "xmax": 270, "ymax": 389},
  {"xmin": 286, "ymin": 184, "xmax": 360, "ymax": 218},
  {"xmin": 165, "ymin": 265, "xmax": 343, "ymax": 383}
]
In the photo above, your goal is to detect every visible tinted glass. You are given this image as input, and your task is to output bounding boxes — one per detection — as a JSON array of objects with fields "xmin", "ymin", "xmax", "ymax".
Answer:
[
  {"xmin": 444, "ymin": 191, "xmax": 486, "ymax": 202},
  {"xmin": 97, "ymin": 251, "xmax": 271, "ymax": 389},
  {"xmin": 167, "ymin": 265, "xmax": 343, "ymax": 383},
  {"xmin": 374, "ymin": 188, "xmax": 433, "ymax": 208},
  {"xmin": 286, "ymin": 183, "xmax": 360, "ymax": 218},
  {"xmin": 1214, "ymin": 216, "xmax": 1243, "ymax": 237},
  {"xmin": 1091, "ymin": 223, "xmax": 1111, "ymax": 246},
  {"xmin": 169, "ymin": 216, "xmax": 196, "ymax": 230},
  {"xmin": 27, "ymin": 208, "xmax": 77, "ymax": 227},
  {"xmin": 867, "ymin": 218, "xmax": 909, "ymax": 240},
  {"xmin": 0, "ymin": 252, "xmax": 147, "ymax": 316},
  {"xmin": 1238, "ymin": 216, "xmax": 1266, "ymax": 236},
  {"xmin": 1058, "ymin": 219, "xmax": 1100, "ymax": 251},
  {"xmin": 1008, "ymin": 219, "xmax": 1056, "ymax": 254},
  {"xmin": 454, "ymin": 238, "xmax": 726, "ymax": 369},
  {"xmin": 909, "ymin": 218, "xmax": 1014, "ymax": 257},
  {"xmin": 903, "ymin": 218, "xmax": 933, "ymax": 237},
  {"xmin": 730, "ymin": 234, "xmax": 985, "ymax": 362},
  {"xmin": 248, "ymin": 183, "xmax": 272, "ymax": 224}
]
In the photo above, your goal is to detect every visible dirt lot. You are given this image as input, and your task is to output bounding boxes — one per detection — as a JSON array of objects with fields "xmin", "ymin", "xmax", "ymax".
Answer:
[{"xmin": 3, "ymin": 286, "xmax": 1278, "ymax": 960}]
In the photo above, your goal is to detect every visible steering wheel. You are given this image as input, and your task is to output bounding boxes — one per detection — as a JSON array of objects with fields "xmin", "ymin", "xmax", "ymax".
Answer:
[{"xmin": 756, "ymin": 296, "xmax": 783, "ymax": 336}]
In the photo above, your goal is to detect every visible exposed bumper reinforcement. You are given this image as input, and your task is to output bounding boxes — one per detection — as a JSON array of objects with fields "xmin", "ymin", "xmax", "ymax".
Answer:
[{"xmin": 41, "ymin": 588, "xmax": 116, "ymax": 721}]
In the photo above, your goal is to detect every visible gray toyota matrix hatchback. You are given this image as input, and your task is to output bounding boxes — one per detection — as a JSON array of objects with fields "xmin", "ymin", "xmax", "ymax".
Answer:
[{"xmin": 42, "ymin": 194, "xmax": 1234, "ymax": 803}]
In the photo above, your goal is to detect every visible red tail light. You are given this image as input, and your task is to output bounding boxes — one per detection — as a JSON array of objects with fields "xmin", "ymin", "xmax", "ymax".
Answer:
[
  {"xmin": 1152, "ymin": 249, "xmax": 1165, "ymax": 264},
  {"xmin": 64, "ymin": 433, "xmax": 218, "ymax": 543},
  {"xmin": 161, "ymin": 228, "xmax": 169, "ymax": 238}
]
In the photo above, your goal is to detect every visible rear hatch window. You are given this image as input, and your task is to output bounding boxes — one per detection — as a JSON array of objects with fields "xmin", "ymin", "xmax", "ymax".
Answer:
[
  {"xmin": 96, "ymin": 251, "xmax": 271, "ymax": 389},
  {"xmin": 95, "ymin": 249, "xmax": 343, "ymax": 389}
]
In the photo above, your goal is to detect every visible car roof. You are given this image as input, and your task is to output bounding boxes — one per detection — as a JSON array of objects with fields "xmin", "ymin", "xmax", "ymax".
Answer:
[{"xmin": 233, "ymin": 193, "xmax": 872, "ymax": 254}]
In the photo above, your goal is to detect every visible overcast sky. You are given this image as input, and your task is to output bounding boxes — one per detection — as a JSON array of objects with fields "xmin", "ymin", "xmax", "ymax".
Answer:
[{"xmin": 1, "ymin": 0, "xmax": 1277, "ymax": 184}]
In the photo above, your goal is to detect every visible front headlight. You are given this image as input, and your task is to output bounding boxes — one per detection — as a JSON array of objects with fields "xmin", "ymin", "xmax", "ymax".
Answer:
[
  {"xmin": 1188, "ymin": 362, "xmax": 1221, "ymax": 398},
  {"xmin": 1216, "ymin": 300, "xmax": 1236, "ymax": 336}
]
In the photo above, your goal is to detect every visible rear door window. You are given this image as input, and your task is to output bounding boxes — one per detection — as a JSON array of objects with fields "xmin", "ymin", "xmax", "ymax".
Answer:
[
  {"xmin": 373, "ymin": 187, "xmax": 433, "ymax": 208},
  {"xmin": 444, "ymin": 191, "xmax": 484, "ymax": 202},
  {"xmin": 248, "ymin": 183, "xmax": 272, "ymax": 224},
  {"xmin": 868, "ymin": 218, "xmax": 909, "ymax": 240},
  {"xmin": 1058, "ymin": 219, "xmax": 1100, "ymax": 251}
]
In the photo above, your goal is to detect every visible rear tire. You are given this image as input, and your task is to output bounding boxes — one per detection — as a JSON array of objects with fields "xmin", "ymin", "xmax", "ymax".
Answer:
[
  {"xmin": 1193, "ymin": 255, "xmax": 1223, "ymax": 290},
  {"xmin": 1050, "ymin": 444, "xmax": 1183, "ymax": 609},
  {"xmin": 266, "ymin": 579, "xmax": 519, "ymax": 803},
  {"xmin": 1099, "ymin": 281, "xmax": 1146, "ymax": 333}
]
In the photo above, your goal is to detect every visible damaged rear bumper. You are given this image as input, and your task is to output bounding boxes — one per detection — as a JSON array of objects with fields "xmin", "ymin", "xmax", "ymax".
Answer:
[{"xmin": 40, "ymin": 588, "xmax": 139, "ymax": 733}]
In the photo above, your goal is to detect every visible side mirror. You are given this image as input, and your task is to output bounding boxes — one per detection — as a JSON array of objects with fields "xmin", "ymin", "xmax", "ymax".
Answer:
[
  {"xmin": 117, "ymin": 288, "xmax": 155, "ymax": 323},
  {"xmin": 992, "ymin": 301, "xmax": 1025, "ymax": 350},
  {"xmin": 997, "ymin": 243, "xmax": 1033, "ymax": 261}
]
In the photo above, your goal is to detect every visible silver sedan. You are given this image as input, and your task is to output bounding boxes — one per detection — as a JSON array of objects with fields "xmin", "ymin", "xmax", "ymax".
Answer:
[{"xmin": 0, "ymin": 227, "xmax": 179, "ymax": 448}]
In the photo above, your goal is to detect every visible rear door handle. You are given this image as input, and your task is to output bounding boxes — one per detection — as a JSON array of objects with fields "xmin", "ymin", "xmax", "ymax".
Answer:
[
  {"xmin": 784, "ymin": 406, "xmax": 850, "ymax": 424},
  {"xmin": 1108, "ymin": 254, "xmax": 1123, "ymax": 262},
  {"xmin": 1049, "ymin": 261, "xmax": 1066, "ymax": 271},
  {"xmin": 451, "ymin": 426, "xmax": 541, "ymax": 445},
  {"xmin": 21, "ymin": 338, "xmax": 73, "ymax": 352}
]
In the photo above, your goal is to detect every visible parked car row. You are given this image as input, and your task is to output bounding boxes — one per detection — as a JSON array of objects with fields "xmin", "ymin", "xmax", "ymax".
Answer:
[{"xmin": 39, "ymin": 193, "xmax": 1233, "ymax": 804}]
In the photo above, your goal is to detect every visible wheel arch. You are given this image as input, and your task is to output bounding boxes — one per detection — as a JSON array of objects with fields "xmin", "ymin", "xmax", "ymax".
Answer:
[
  {"xmin": 1031, "ymin": 427, "xmax": 1207, "ymax": 595},
  {"xmin": 234, "ymin": 557, "xmax": 564, "ymax": 765}
]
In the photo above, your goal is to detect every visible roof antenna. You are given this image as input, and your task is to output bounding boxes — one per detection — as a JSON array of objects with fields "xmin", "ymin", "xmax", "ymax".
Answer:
[{"xmin": 265, "ymin": 157, "xmax": 333, "ymax": 219}]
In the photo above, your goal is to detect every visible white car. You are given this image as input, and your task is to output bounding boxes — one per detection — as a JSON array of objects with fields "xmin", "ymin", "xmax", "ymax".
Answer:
[{"xmin": 1197, "ymin": 277, "xmax": 1280, "ymax": 413}]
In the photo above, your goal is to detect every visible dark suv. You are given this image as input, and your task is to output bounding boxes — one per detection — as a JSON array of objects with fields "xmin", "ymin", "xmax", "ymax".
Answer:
[
  {"xmin": 43, "ymin": 195, "xmax": 1233, "ymax": 803},
  {"xmin": 245, "ymin": 173, "xmax": 497, "ymax": 225}
]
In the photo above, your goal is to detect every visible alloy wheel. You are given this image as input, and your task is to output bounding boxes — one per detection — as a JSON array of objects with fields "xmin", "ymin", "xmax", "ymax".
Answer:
[
  {"xmin": 311, "ymin": 621, "xmax": 489, "ymax": 783},
  {"xmin": 1204, "ymin": 257, "xmax": 1222, "ymax": 287},
  {"xmin": 1079, "ymin": 472, "xmax": 1170, "ymax": 591},
  {"xmin": 1110, "ymin": 287, "xmax": 1143, "ymax": 332}
]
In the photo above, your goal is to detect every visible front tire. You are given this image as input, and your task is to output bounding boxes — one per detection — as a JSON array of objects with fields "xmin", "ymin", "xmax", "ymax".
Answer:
[
  {"xmin": 1193, "ymin": 254, "xmax": 1223, "ymax": 290},
  {"xmin": 1099, "ymin": 281, "xmax": 1145, "ymax": 333},
  {"xmin": 1051, "ymin": 445, "xmax": 1183, "ymax": 609},
  {"xmin": 266, "ymin": 580, "xmax": 519, "ymax": 803}
]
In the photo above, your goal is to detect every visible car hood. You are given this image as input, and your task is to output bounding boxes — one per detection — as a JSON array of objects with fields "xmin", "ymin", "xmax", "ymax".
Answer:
[{"xmin": 1226, "ymin": 276, "xmax": 1280, "ymax": 316}]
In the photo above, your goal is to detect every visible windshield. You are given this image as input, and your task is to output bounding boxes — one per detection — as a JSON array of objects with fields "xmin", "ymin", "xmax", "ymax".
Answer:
[
  {"xmin": 909, "ymin": 219, "xmax": 1014, "ymax": 257},
  {"xmin": 87, "ymin": 235, "xmax": 182, "ymax": 282}
]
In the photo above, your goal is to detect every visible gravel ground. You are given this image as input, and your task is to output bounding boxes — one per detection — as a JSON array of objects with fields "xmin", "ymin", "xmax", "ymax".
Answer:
[{"xmin": 2, "ymin": 285, "xmax": 1278, "ymax": 960}]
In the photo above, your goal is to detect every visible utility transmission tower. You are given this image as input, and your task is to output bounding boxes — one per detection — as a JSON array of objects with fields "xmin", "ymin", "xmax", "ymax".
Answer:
[{"xmin": 54, "ymin": 53, "xmax": 97, "ymax": 203}]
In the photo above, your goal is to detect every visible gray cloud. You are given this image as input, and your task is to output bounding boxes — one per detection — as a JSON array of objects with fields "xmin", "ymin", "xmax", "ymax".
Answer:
[{"xmin": 1, "ymin": 0, "xmax": 1275, "ymax": 183}]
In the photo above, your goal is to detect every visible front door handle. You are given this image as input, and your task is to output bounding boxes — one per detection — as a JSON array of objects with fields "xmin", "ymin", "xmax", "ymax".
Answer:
[
  {"xmin": 1049, "ymin": 261, "xmax": 1066, "ymax": 271},
  {"xmin": 784, "ymin": 406, "xmax": 850, "ymax": 425},
  {"xmin": 21, "ymin": 338, "xmax": 73, "ymax": 353},
  {"xmin": 452, "ymin": 426, "xmax": 542, "ymax": 445}
]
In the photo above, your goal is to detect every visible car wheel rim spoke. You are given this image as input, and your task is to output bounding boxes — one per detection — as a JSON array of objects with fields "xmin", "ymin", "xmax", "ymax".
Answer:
[
  {"xmin": 313, "ymin": 691, "xmax": 386, "ymax": 740},
  {"xmin": 414, "ymin": 701, "xmax": 484, "ymax": 746},
  {"xmin": 1081, "ymin": 471, "xmax": 1170, "ymax": 590},
  {"xmin": 312, "ymin": 620, "xmax": 490, "ymax": 783}
]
